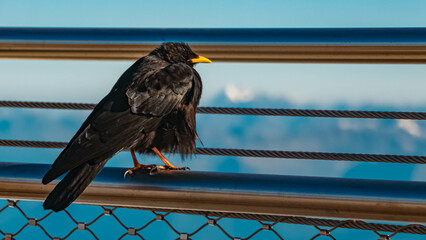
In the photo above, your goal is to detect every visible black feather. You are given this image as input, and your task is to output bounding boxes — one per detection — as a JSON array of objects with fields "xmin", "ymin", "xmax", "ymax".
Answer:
[
  {"xmin": 42, "ymin": 43, "xmax": 205, "ymax": 211},
  {"xmin": 43, "ymin": 159, "xmax": 108, "ymax": 212}
]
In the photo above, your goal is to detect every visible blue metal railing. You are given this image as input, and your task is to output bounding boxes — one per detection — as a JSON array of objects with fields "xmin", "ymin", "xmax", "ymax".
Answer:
[
  {"xmin": 2, "ymin": 27, "xmax": 426, "ymax": 63},
  {"xmin": 0, "ymin": 162, "xmax": 425, "ymax": 223},
  {"xmin": 2, "ymin": 27, "xmax": 426, "ymax": 45}
]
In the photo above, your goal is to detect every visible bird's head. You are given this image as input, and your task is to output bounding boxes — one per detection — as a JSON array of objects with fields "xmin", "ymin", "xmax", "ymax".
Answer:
[{"xmin": 150, "ymin": 42, "xmax": 212, "ymax": 66}]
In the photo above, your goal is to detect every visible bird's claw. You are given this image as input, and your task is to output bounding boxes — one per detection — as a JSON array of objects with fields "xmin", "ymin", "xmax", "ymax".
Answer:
[
  {"xmin": 164, "ymin": 166, "xmax": 190, "ymax": 171},
  {"xmin": 174, "ymin": 166, "xmax": 190, "ymax": 171},
  {"xmin": 124, "ymin": 169, "xmax": 133, "ymax": 178},
  {"xmin": 148, "ymin": 165, "xmax": 167, "ymax": 175},
  {"xmin": 125, "ymin": 164, "xmax": 190, "ymax": 177},
  {"xmin": 124, "ymin": 164, "xmax": 157, "ymax": 178},
  {"xmin": 148, "ymin": 165, "xmax": 190, "ymax": 175}
]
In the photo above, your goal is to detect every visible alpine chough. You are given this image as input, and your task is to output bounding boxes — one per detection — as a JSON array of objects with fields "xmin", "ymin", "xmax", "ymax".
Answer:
[{"xmin": 42, "ymin": 43, "xmax": 211, "ymax": 211}]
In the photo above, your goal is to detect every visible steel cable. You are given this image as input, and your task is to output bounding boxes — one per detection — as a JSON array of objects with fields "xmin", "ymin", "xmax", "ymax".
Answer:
[
  {"xmin": 1, "ymin": 100, "xmax": 426, "ymax": 119},
  {"xmin": 1, "ymin": 139, "xmax": 425, "ymax": 164}
]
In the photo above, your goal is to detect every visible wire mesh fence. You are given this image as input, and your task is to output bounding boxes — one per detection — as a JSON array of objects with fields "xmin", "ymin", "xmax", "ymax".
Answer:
[{"xmin": 0, "ymin": 199, "xmax": 425, "ymax": 240}]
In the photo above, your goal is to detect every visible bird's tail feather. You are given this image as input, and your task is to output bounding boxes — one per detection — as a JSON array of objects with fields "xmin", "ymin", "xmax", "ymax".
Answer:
[{"xmin": 43, "ymin": 159, "xmax": 107, "ymax": 212}]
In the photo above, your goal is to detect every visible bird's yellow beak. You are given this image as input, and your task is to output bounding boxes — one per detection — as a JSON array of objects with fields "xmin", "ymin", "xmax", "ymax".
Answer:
[{"xmin": 192, "ymin": 55, "xmax": 212, "ymax": 63}]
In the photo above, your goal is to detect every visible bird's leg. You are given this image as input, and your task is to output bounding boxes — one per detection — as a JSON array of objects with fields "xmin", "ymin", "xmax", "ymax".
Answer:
[
  {"xmin": 124, "ymin": 148, "xmax": 156, "ymax": 177},
  {"xmin": 152, "ymin": 147, "xmax": 189, "ymax": 170}
]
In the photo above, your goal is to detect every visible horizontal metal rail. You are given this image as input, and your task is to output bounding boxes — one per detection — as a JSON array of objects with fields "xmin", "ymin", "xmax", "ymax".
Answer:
[
  {"xmin": 2, "ymin": 28, "xmax": 426, "ymax": 63},
  {"xmin": 2, "ymin": 100, "xmax": 426, "ymax": 120},
  {"xmin": 0, "ymin": 163, "xmax": 425, "ymax": 223}
]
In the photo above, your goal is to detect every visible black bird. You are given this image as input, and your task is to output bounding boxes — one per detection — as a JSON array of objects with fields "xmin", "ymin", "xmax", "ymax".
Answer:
[{"xmin": 42, "ymin": 43, "xmax": 211, "ymax": 212}]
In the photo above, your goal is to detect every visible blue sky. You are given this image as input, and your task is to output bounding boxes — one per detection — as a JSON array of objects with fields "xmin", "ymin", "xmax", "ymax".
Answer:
[
  {"xmin": 1, "ymin": 1, "xmax": 426, "ymax": 239},
  {"xmin": 2, "ymin": 0, "xmax": 426, "ymax": 28},
  {"xmin": 2, "ymin": 0, "xmax": 426, "ymax": 108}
]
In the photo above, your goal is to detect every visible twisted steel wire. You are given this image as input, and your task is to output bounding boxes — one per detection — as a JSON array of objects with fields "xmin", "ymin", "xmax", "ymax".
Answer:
[
  {"xmin": 1, "ymin": 139, "xmax": 426, "ymax": 164},
  {"xmin": 0, "ymin": 140, "xmax": 67, "ymax": 149},
  {"xmin": 197, "ymin": 106, "xmax": 426, "ymax": 119},
  {"xmin": 0, "ymin": 100, "xmax": 96, "ymax": 110},
  {"xmin": 1, "ymin": 100, "xmax": 426, "ymax": 119}
]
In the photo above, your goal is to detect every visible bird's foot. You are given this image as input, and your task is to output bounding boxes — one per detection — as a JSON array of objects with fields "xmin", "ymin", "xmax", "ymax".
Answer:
[
  {"xmin": 124, "ymin": 164, "xmax": 157, "ymax": 177},
  {"xmin": 163, "ymin": 166, "xmax": 190, "ymax": 171},
  {"xmin": 148, "ymin": 165, "xmax": 190, "ymax": 174},
  {"xmin": 151, "ymin": 147, "xmax": 190, "ymax": 173}
]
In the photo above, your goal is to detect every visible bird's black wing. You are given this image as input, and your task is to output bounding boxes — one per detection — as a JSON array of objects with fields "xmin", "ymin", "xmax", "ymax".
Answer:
[
  {"xmin": 41, "ymin": 58, "xmax": 145, "ymax": 184},
  {"xmin": 126, "ymin": 62, "xmax": 194, "ymax": 116},
  {"xmin": 42, "ymin": 62, "xmax": 194, "ymax": 184}
]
